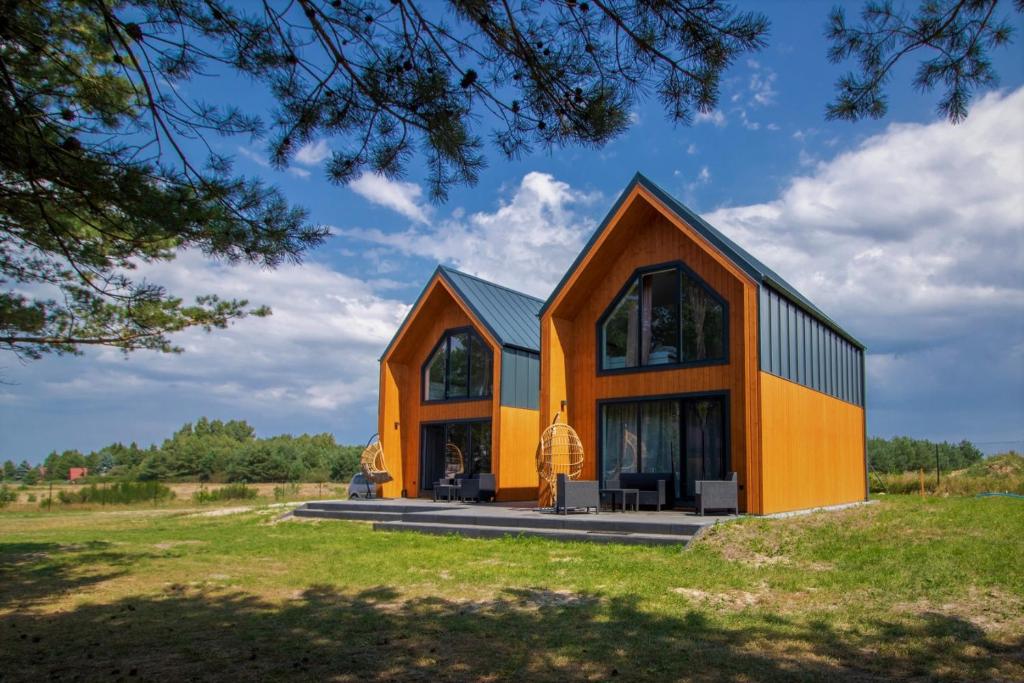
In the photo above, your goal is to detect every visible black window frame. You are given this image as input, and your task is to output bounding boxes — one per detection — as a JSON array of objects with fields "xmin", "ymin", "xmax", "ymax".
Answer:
[
  {"xmin": 421, "ymin": 326, "xmax": 493, "ymax": 403},
  {"xmin": 596, "ymin": 261, "xmax": 729, "ymax": 375}
]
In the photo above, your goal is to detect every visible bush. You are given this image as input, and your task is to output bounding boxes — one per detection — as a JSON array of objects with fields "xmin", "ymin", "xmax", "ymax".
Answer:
[
  {"xmin": 273, "ymin": 483, "xmax": 301, "ymax": 501},
  {"xmin": 872, "ymin": 452, "xmax": 1024, "ymax": 496},
  {"xmin": 57, "ymin": 481, "xmax": 175, "ymax": 505},
  {"xmin": 193, "ymin": 483, "xmax": 258, "ymax": 503},
  {"xmin": 27, "ymin": 493, "xmax": 36, "ymax": 502},
  {"xmin": 0, "ymin": 485, "xmax": 16, "ymax": 507}
]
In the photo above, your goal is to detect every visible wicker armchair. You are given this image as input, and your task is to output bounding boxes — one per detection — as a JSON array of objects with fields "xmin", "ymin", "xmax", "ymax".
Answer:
[{"xmin": 695, "ymin": 472, "xmax": 738, "ymax": 516}]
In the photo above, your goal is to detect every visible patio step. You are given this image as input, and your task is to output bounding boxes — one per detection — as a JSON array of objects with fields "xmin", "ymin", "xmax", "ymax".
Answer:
[
  {"xmin": 301, "ymin": 501, "xmax": 457, "ymax": 514},
  {"xmin": 292, "ymin": 508, "xmax": 407, "ymax": 523},
  {"xmin": 401, "ymin": 511, "xmax": 706, "ymax": 536},
  {"xmin": 372, "ymin": 521, "xmax": 692, "ymax": 546}
]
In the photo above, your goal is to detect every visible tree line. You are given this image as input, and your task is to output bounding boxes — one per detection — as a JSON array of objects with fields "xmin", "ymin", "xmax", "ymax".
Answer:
[
  {"xmin": 867, "ymin": 436, "xmax": 984, "ymax": 474},
  {"xmin": 1, "ymin": 418, "xmax": 364, "ymax": 484}
]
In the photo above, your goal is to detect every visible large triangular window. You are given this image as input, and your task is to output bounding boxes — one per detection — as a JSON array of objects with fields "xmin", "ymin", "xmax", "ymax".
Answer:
[{"xmin": 600, "ymin": 264, "xmax": 727, "ymax": 371}]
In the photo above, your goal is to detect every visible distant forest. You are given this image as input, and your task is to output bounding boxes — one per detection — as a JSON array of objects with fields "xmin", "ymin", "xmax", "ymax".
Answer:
[
  {"xmin": 2, "ymin": 426, "xmax": 991, "ymax": 484},
  {"xmin": 867, "ymin": 436, "xmax": 984, "ymax": 473},
  {"xmin": 2, "ymin": 419, "xmax": 363, "ymax": 484}
]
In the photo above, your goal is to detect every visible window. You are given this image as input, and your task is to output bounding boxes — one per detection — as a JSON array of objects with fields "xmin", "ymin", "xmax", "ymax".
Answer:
[
  {"xmin": 600, "ymin": 265, "xmax": 726, "ymax": 371},
  {"xmin": 423, "ymin": 328, "xmax": 492, "ymax": 401}
]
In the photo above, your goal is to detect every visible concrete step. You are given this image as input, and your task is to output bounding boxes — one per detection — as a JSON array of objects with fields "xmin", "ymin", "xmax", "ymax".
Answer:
[
  {"xmin": 292, "ymin": 508, "xmax": 407, "ymax": 522},
  {"xmin": 401, "ymin": 511, "xmax": 704, "ymax": 536},
  {"xmin": 372, "ymin": 521, "xmax": 692, "ymax": 547},
  {"xmin": 301, "ymin": 501, "xmax": 456, "ymax": 514}
]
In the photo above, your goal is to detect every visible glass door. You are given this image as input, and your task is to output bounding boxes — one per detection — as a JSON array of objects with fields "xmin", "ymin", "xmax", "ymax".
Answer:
[
  {"xmin": 600, "ymin": 395, "xmax": 726, "ymax": 507},
  {"xmin": 420, "ymin": 420, "xmax": 493, "ymax": 492}
]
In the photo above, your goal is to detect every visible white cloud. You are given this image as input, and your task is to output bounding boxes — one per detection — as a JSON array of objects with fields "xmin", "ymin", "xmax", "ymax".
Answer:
[
  {"xmin": 237, "ymin": 145, "xmax": 270, "ymax": 168},
  {"xmin": 695, "ymin": 109, "xmax": 726, "ymax": 127},
  {"xmin": 342, "ymin": 172, "xmax": 600, "ymax": 298},
  {"xmin": 288, "ymin": 167, "xmax": 311, "ymax": 179},
  {"xmin": 747, "ymin": 63, "xmax": 777, "ymax": 107},
  {"xmin": 95, "ymin": 252, "xmax": 412, "ymax": 413},
  {"xmin": 349, "ymin": 172, "xmax": 431, "ymax": 224},
  {"xmin": 294, "ymin": 140, "xmax": 331, "ymax": 166},
  {"xmin": 687, "ymin": 143, "xmax": 698, "ymax": 155},
  {"xmin": 706, "ymin": 87, "xmax": 1024, "ymax": 436}
]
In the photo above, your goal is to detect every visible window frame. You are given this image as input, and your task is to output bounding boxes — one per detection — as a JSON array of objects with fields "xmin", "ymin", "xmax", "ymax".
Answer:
[
  {"xmin": 596, "ymin": 261, "xmax": 729, "ymax": 375},
  {"xmin": 421, "ymin": 326, "xmax": 493, "ymax": 403}
]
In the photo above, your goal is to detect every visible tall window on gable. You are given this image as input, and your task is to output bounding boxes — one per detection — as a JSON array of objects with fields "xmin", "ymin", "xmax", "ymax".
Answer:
[
  {"xmin": 424, "ymin": 329, "xmax": 493, "ymax": 401},
  {"xmin": 600, "ymin": 265, "xmax": 727, "ymax": 371}
]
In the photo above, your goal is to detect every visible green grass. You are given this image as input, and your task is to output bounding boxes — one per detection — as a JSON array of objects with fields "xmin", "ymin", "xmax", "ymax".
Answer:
[{"xmin": 1, "ymin": 496, "xmax": 1021, "ymax": 681}]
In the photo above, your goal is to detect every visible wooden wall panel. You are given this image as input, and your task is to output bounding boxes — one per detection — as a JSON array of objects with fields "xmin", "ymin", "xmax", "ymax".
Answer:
[
  {"xmin": 379, "ymin": 276, "xmax": 537, "ymax": 500},
  {"xmin": 759, "ymin": 372, "xmax": 866, "ymax": 513},
  {"xmin": 497, "ymin": 406, "xmax": 541, "ymax": 500},
  {"xmin": 542, "ymin": 189, "xmax": 762, "ymax": 512}
]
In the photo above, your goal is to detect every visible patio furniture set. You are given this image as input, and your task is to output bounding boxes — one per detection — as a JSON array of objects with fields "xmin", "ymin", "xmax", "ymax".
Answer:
[
  {"xmin": 555, "ymin": 472, "xmax": 739, "ymax": 516},
  {"xmin": 432, "ymin": 473, "xmax": 497, "ymax": 503}
]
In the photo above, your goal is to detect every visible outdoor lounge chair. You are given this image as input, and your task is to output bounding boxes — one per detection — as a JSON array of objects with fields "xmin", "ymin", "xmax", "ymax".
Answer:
[
  {"xmin": 458, "ymin": 473, "xmax": 496, "ymax": 502},
  {"xmin": 695, "ymin": 472, "xmax": 738, "ymax": 516},
  {"xmin": 555, "ymin": 473, "xmax": 599, "ymax": 514}
]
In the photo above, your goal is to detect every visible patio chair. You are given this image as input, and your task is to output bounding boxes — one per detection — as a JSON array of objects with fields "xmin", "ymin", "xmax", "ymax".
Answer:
[
  {"xmin": 695, "ymin": 472, "xmax": 738, "ymax": 516},
  {"xmin": 458, "ymin": 473, "xmax": 496, "ymax": 503},
  {"xmin": 555, "ymin": 473, "xmax": 599, "ymax": 514}
]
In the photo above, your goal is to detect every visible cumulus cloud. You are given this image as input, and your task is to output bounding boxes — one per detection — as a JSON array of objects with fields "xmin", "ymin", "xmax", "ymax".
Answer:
[
  {"xmin": 349, "ymin": 172, "xmax": 431, "ymax": 224},
  {"xmin": 707, "ymin": 87, "xmax": 1024, "ymax": 438},
  {"xmin": 341, "ymin": 172, "xmax": 601, "ymax": 298},
  {"xmin": 294, "ymin": 140, "xmax": 331, "ymax": 166},
  {"xmin": 695, "ymin": 109, "xmax": 727, "ymax": 127}
]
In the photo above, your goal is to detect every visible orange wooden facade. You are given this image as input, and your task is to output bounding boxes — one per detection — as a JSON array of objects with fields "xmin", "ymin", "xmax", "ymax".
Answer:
[
  {"xmin": 377, "ymin": 275, "xmax": 539, "ymax": 500},
  {"xmin": 539, "ymin": 184, "xmax": 867, "ymax": 514}
]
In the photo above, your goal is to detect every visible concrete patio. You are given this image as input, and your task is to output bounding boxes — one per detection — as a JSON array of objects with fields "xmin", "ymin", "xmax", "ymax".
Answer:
[{"xmin": 291, "ymin": 499, "xmax": 739, "ymax": 546}]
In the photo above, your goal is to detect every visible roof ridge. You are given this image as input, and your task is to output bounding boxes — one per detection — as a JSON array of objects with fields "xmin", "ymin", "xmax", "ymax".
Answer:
[{"xmin": 438, "ymin": 265, "xmax": 545, "ymax": 304}]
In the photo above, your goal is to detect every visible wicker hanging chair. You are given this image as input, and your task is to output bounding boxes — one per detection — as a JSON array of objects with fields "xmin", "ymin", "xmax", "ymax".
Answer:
[
  {"xmin": 359, "ymin": 434, "xmax": 393, "ymax": 485},
  {"xmin": 444, "ymin": 442, "xmax": 465, "ymax": 478},
  {"xmin": 537, "ymin": 415, "xmax": 585, "ymax": 508}
]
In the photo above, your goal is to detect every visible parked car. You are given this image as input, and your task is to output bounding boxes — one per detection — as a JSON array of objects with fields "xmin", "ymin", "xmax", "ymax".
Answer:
[{"xmin": 347, "ymin": 473, "xmax": 377, "ymax": 499}]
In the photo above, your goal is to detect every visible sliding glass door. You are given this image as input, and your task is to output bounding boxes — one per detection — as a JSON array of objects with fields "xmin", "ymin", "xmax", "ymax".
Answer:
[
  {"xmin": 420, "ymin": 420, "xmax": 492, "ymax": 491},
  {"xmin": 600, "ymin": 395, "xmax": 726, "ymax": 505}
]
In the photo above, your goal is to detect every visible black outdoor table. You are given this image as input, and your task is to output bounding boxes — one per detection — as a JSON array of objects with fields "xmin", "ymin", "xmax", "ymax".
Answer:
[{"xmin": 600, "ymin": 487, "xmax": 639, "ymax": 512}]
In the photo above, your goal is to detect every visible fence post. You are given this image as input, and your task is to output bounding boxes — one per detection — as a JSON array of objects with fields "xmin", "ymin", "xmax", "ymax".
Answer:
[
  {"xmin": 934, "ymin": 444, "xmax": 940, "ymax": 487},
  {"xmin": 919, "ymin": 468, "xmax": 925, "ymax": 497}
]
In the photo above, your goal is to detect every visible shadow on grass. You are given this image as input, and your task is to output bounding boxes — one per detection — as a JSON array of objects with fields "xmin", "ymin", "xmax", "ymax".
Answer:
[
  {"xmin": 2, "ymin": 581, "xmax": 1020, "ymax": 682},
  {"xmin": 0, "ymin": 541, "xmax": 141, "ymax": 610}
]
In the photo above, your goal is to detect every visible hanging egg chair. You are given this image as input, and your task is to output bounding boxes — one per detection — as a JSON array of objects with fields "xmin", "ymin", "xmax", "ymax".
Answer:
[
  {"xmin": 444, "ymin": 442, "xmax": 465, "ymax": 479},
  {"xmin": 536, "ymin": 415, "xmax": 585, "ymax": 508},
  {"xmin": 359, "ymin": 434, "xmax": 393, "ymax": 486}
]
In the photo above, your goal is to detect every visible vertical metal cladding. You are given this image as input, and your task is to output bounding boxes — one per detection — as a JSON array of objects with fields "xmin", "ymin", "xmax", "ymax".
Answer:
[
  {"xmin": 500, "ymin": 347, "xmax": 540, "ymax": 410},
  {"xmin": 759, "ymin": 286, "xmax": 864, "ymax": 406}
]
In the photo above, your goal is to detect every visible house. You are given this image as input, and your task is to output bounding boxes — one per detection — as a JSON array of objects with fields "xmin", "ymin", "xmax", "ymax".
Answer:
[
  {"xmin": 68, "ymin": 467, "xmax": 89, "ymax": 482},
  {"xmin": 539, "ymin": 174, "xmax": 867, "ymax": 514},
  {"xmin": 377, "ymin": 266, "xmax": 542, "ymax": 501}
]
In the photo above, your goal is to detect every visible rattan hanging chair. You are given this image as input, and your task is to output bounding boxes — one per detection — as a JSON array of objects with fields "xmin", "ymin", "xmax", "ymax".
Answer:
[
  {"xmin": 537, "ymin": 415, "xmax": 585, "ymax": 508},
  {"xmin": 444, "ymin": 442, "xmax": 465, "ymax": 478},
  {"xmin": 359, "ymin": 434, "xmax": 393, "ymax": 486}
]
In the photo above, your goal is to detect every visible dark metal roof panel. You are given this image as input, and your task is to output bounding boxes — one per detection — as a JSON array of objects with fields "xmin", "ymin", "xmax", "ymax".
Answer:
[{"xmin": 439, "ymin": 267, "xmax": 542, "ymax": 352}]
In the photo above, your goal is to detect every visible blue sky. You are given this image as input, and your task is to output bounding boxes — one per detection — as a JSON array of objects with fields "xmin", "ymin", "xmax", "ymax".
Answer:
[{"xmin": 3, "ymin": 1, "xmax": 1023, "ymax": 461}]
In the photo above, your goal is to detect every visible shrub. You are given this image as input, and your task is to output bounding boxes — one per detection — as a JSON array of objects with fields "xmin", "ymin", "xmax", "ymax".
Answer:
[
  {"xmin": 27, "ymin": 493, "xmax": 37, "ymax": 502},
  {"xmin": 193, "ymin": 483, "xmax": 258, "ymax": 503},
  {"xmin": 273, "ymin": 483, "xmax": 301, "ymax": 501},
  {"xmin": 58, "ymin": 481, "xmax": 175, "ymax": 505},
  {"xmin": 0, "ymin": 485, "xmax": 16, "ymax": 507}
]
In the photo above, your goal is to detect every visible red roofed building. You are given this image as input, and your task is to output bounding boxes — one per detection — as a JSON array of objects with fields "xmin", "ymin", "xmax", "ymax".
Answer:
[{"xmin": 68, "ymin": 467, "xmax": 89, "ymax": 482}]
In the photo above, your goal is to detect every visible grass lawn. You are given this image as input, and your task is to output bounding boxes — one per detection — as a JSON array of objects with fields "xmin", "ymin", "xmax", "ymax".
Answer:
[{"xmin": 1, "ymin": 495, "xmax": 1021, "ymax": 681}]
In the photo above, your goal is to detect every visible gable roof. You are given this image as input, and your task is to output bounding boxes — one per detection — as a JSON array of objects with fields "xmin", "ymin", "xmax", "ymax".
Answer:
[
  {"xmin": 438, "ymin": 267, "xmax": 543, "ymax": 352},
  {"xmin": 541, "ymin": 172, "xmax": 864, "ymax": 349},
  {"xmin": 380, "ymin": 266, "xmax": 542, "ymax": 361}
]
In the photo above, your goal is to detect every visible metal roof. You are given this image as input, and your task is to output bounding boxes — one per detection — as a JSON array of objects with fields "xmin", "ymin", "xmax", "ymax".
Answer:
[
  {"xmin": 379, "ymin": 266, "xmax": 542, "ymax": 361},
  {"xmin": 540, "ymin": 172, "xmax": 865, "ymax": 349},
  {"xmin": 438, "ymin": 266, "xmax": 542, "ymax": 352}
]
